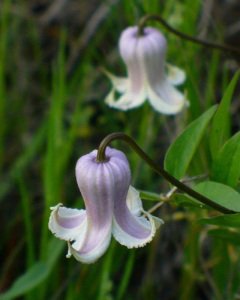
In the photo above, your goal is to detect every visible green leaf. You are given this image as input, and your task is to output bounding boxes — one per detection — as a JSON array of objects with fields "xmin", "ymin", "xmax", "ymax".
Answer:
[
  {"xmin": 0, "ymin": 239, "xmax": 64, "ymax": 300},
  {"xmin": 0, "ymin": 263, "xmax": 49, "ymax": 300},
  {"xmin": 209, "ymin": 71, "xmax": 240, "ymax": 157},
  {"xmin": 139, "ymin": 190, "xmax": 161, "ymax": 201},
  {"xmin": 46, "ymin": 238, "xmax": 65, "ymax": 269},
  {"xmin": 199, "ymin": 214, "xmax": 240, "ymax": 228},
  {"xmin": 171, "ymin": 193, "xmax": 205, "ymax": 209},
  {"xmin": 164, "ymin": 105, "xmax": 217, "ymax": 179},
  {"xmin": 194, "ymin": 181, "xmax": 240, "ymax": 212},
  {"xmin": 208, "ymin": 229, "xmax": 240, "ymax": 246},
  {"xmin": 211, "ymin": 132, "xmax": 240, "ymax": 188},
  {"xmin": 116, "ymin": 252, "xmax": 135, "ymax": 300}
]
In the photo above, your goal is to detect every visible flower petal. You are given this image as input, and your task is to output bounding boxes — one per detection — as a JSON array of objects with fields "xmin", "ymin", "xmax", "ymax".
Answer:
[
  {"xmin": 108, "ymin": 26, "xmax": 148, "ymax": 110},
  {"xmin": 112, "ymin": 186, "xmax": 163, "ymax": 248},
  {"xmin": 102, "ymin": 68, "xmax": 128, "ymax": 93},
  {"xmin": 104, "ymin": 88, "xmax": 116, "ymax": 106},
  {"xmin": 147, "ymin": 81, "xmax": 187, "ymax": 115},
  {"xmin": 67, "ymin": 147, "xmax": 131, "ymax": 264},
  {"xmin": 126, "ymin": 186, "xmax": 163, "ymax": 226},
  {"xmin": 105, "ymin": 88, "xmax": 146, "ymax": 110},
  {"xmin": 166, "ymin": 63, "xmax": 186, "ymax": 86},
  {"xmin": 68, "ymin": 231, "xmax": 112, "ymax": 264},
  {"xmin": 48, "ymin": 204, "xmax": 87, "ymax": 242},
  {"xmin": 119, "ymin": 27, "xmax": 145, "ymax": 95},
  {"xmin": 137, "ymin": 27, "xmax": 167, "ymax": 87},
  {"xmin": 126, "ymin": 186, "xmax": 143, "ymax": 215},
  {"xmin": 134, "ymin": 27, "xmax": 187, "ymax": 114},
  {"xmin": 103, "ymin": 74, "xmax": 146, "ymax": 111}
]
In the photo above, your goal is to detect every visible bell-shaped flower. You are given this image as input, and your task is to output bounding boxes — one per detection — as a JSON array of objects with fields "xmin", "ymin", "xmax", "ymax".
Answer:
[
  {"xmin": 49, "ymin": 147, "xmax": 163, "ymax": 264},
  {"xmin": 104, "ymin": 26, "xmax": 188, "ymax": 114}
]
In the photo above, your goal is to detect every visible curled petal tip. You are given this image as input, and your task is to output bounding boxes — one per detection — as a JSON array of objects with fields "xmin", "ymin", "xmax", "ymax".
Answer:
[
  {"xmin": 147, "ymin": 82, "xmax": 187, "ymax": 115},
  {"xmin": 113, "ymin": 213, "xmax": 161, "ymax": 249},
  {"xmin": 113, "ymin": 186, "xmax": 163, "ymax": 249},
  {"xmin": 50, "ymin": 203, "xmax": 63, "ymax": 210},
  {"xmin": 166, "ymin": 63, "xmax": 186, "ymax": 86},
  {"xmin": 48, "ymin": 204, "xmax": 87, "ymax": 242},
  {"xmin": 102, "ymin": 69, "xmax": 128, "ymax": 93},
  {"xmin": 66, "ymin": 242, "xmax": 72, "ymax": 258}
]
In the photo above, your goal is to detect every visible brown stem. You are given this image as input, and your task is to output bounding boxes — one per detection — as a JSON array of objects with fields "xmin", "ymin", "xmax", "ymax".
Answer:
[
  {"xmin": 97, "ymin": 132, "xmax": 234, "ymax": 214},
  {"xmin": 138, "ymin": 14, "xmax": 240, "ymax": 56}
]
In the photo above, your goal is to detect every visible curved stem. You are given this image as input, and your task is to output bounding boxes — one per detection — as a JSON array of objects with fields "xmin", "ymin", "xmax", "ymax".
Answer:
[
  {"xmin": 97, "ymin": 132, "xmax": 234, "ymax": 214},
  {"xmin": 138, "ymin": 14, "xmax": 240, "ymax": 56}
]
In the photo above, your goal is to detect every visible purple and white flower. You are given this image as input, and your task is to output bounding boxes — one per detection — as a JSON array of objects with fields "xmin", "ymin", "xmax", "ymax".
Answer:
[
  {"xmin": 104, "ymin": 26, "xmax": 188, "ymax": 114},
  {"xmin": 49, "ymin": 147, "xmax": 163, "ymax": 263}
]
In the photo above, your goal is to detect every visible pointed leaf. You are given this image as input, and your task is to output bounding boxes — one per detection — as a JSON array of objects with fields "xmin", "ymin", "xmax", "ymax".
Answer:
[
  {"xmin": 194, "ymin": 181, "xmax": 240, "ymax": 212},
  {"xmin": 139, "ymin": 190, "xmax": 161, "ymax": 202},
  {"xmin": 164, "ymin": 105, "xmax": 217, "ymax": 179},
  {"xmin": 0, "ymin": 263, "xmax": 49, "ymax": 300},
  {"xmin": 0, "ymin": 239, "xmax": 64, "ymax": 300},
  {"xmin": 209, "ymin": 71, "xmax": 240, "ymax": 157},
  {"xmin": 211, "ymin": 132, "xmax": 240, "ymax": 187},
  {"xmin": 199, "ymin": 214, "xmax": 240, "ymax": 228},
  {"xmin": 172, "ymin": 193, "xmax": 205, "ymax": 209}
]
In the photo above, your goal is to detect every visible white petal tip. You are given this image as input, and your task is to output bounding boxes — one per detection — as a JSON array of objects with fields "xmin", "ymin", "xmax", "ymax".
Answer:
[
  {"xmin": 48, "ymin": 204, "xmax": 87, "ymax": 242},
  {"xmin": 103, "ymin": 69, "xmax": 128, "ymax": 93},
  {"xmin": 166, "ymin": 63, "xmax": 186, "ymax": 86},
  {"xmin": 50, "ymin": 203, "xmax": 63, "ymax": 211},
  {"xmin": 113, "ymin": 213, "xmax": 162, "ymax": 249},
  {"xmin": 148, "ymin": 84, "xmax": 188, "ymax": 115}
]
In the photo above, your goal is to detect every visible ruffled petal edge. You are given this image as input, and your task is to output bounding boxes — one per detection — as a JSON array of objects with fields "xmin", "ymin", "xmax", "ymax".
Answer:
[
  {"xmin": 48, "ymin": 204, "xmax": 87, "ymax": 242},
  {"xmin": 112, "ymin": 212, "xmax": 163, "ymax": 249},
  {"xmin": 112, "ymin": 187, "xmax": 163, "ymax": 249}
]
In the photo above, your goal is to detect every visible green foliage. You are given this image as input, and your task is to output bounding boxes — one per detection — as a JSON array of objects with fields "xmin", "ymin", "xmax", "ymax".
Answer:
[
  {"xmin": 0, "ymin": 263, "xmax": 49, "ymax": 300},
  {"xmin": 0, "ymin": 239, "xmax": 64, "ymax": 300},
  {"xmin": 194, "ymin": 181, "xmax": 240, "ymax": 213},
  {"xmin": 200, "ymin": 214, "xmax": 240, "ymax": 228},
  {"xmin": 164, "ymin": 105, "xmax": 217, "ymax": 179},
  {"xmin": 209, "ymin": 71, "xmax": 240, "ymax": 157},
  {"xmin": 208, "ymin": 228, "xmax": 240, "ymax": 246},
  {"xmin": 211, "ymin": 132, "xmax": 240, "ymax": 188}
]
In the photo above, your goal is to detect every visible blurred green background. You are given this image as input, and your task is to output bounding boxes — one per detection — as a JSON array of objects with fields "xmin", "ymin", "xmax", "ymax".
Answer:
[{"xmin": 1, "ymin": 0, "xmax": 240, "ymax": 299}]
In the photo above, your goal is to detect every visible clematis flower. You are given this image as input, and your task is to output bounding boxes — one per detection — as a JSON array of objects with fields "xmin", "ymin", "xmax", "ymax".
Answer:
[
  {"xmin": 104, "ymin": 26, "xmax": 188, "ymax": 114},
  {"xmin": 49, "ymin": 147, "xmax": 163, "ymax": 264}
]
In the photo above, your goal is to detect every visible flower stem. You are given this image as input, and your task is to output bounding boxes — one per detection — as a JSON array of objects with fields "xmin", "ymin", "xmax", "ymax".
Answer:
[
  {"xmin": 97, "ymin": 132, "xmax": 234, "ymax": 214},
  {"xmin": 138, "ymin": 14, "xmax": 240, "ymax": 56}
]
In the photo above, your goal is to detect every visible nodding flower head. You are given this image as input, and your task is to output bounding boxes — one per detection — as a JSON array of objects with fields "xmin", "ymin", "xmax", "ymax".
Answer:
[
  {"xmin": 104, "ymin": 26, "xmax": 188, "ymax": 114},
  {"xmin": 49, "ymin": 147, "xmax": 163, "ymax": 263}
]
